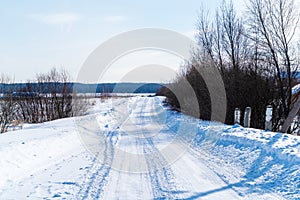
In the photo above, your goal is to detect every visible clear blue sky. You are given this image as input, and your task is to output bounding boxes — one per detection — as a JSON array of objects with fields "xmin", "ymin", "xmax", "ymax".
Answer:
[{"xmin": 0, "ymin": 0, "xmax": 254, "ymax": 82}]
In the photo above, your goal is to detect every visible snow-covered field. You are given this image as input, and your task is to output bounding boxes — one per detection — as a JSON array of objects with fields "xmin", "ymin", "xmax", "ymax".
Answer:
[{"xmin": 0, "ymin": 96, "xmax": 299, "ymax": 199}]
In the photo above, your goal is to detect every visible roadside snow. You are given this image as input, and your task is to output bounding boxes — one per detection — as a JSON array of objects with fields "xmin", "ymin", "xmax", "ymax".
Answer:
[
  {"xmin": 190, "ymin": 124, "xmax": 300, "ymax": 199},
  {"xmin": 0, "ymin": 118, "xmax": 81, "ymax": 189}
]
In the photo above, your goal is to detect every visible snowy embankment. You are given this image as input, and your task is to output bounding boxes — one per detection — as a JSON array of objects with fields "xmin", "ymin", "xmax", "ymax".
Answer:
[
  {"xmin": 0, "ymin": 118, "xmax": 82, "ymax": 188},
  {"xmin": 0, "ymin": 96, "xmax": 299, "ymax": 199},
  {"xmin": 164, "ymin": 105, "xmax": 300, "ymax": 199},
  {"xmin": 192, "ymin": 123, "xmax": 300, "ymax": 199}
]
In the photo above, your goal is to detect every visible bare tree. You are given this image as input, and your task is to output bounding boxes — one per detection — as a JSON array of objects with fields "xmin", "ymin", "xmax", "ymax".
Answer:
[
  {"xmin": 246, "ymin": 0, "xmax": 300, "ymax": 131},
  {"xmin": 158, "ymin": 0, "xmax": 276, "ymax": 129},
  {"xmin": 17, "ymin": 68, "xmax": 88, "ymax": 124},
  {"xmin": 196, "ymin": 7, "xmax": 215, "ymax": 61},
  {"xmin": 0, "ymin": 75, "xmax": 17, "ymax": 133},
  {"xmin": 196, "ymin": 1, "xmax": 249, "ymax": 71},
  {"xmin": 220, "ymin": 1, "xmax": 249, "ymax": 71}
]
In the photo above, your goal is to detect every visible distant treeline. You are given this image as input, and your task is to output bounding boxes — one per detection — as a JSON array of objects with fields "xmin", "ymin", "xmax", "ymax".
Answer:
[
  {"xmin": 0, "ymin": 68, "xmax": 164, "ymax": 133},
  {"xmin": 0, "ymin": 82, "xmax": 164, "ymax": 94}
]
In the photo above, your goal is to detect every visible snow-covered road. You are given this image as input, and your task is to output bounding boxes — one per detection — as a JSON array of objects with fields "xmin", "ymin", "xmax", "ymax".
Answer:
[{"xmin": 0, "ymin": 96, "xmax": 299, "ymax": 199}]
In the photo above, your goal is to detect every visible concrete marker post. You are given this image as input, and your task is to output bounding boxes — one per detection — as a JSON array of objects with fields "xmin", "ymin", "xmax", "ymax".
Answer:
[
  {"xmin": 265, "ymin": 105, "xmax": 272, "ymax": 131},
  {"xmin": 244, "ymin": 107, "xmax": 251, "ymax": 128},
  {"xmin": 234, "ymin": 108, "xmax": 240, "ymax": 125}
]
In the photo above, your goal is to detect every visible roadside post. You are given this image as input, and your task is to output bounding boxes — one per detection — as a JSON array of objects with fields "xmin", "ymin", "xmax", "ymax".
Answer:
[
  {"xmin": 244, "ymin": 107, "xmax": 251, "ymax": 128},
  {"xmin": 234, "ymin": 108, "xmax": 240, "ymax": 125},
  {"xmin": 265, "ymin": 105, "xmax": 272, "ymax": 131}
]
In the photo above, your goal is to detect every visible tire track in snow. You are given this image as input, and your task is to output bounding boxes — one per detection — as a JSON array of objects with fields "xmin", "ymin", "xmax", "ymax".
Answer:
[
  {"xmin": 137, "ymin": 98, "xmax": 180, "ymax": 199},
  {"xmin": 78, "ymin": 97, "xmax": 182, "ymax": 199},
  {"xmin": 76, "ymin": 99, "xmax": 130, "ymax": 199},
  {"xmin": 76, "ymin": 118, "xmax": 115, "ymax": 199},
  {"xmin": 142, "ymin": 137, "xmax": 179, "ymax": 199}
]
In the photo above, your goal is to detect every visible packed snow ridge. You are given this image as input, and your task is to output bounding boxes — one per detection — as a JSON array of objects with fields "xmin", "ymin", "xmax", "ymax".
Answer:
[{"xmin": 0, "ymin": 96, "xmax": 299, "ymax": 199}]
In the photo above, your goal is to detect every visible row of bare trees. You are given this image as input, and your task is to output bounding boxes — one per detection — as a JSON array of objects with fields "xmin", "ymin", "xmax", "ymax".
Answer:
[
  {"xmin": 0, "ymin": 68, "xmax": 89, "ymax": 133},
  {"xmin": 247, "ymin": 0, "xmax": 299, "ymax": 131},
  {"xmin": 0, "ymin": 75, "xmax": 17, "ymax": 133},
  {"xmin": 158, "ymin": 0, "xmax": 299, "ymax": 131},
  {"xmin": 18, "ymin": 68, "xmax": 74, "ymax": 123}
]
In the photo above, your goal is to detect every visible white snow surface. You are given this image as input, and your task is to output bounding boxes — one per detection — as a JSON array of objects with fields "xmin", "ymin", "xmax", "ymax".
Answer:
[
  {"xmin": 292, "ymin": 83, "xmax": 300, "ymax": 95},
  {"xmin": 0, "ymin": 96, "xmax": 299, "ymax": 199}
]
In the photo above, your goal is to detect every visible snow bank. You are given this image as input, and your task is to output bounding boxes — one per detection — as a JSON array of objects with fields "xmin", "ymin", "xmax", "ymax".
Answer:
[
  {"xmin": 160, "ymin": 97, "xmax": 300, "ymax": 199},
  {"xmin": 192, "ymin": 123, "xmax": 300, "ymax": 199},
  {"xmin": 0, "ymin": 118, "xmax": 82, "ymax": 189}
]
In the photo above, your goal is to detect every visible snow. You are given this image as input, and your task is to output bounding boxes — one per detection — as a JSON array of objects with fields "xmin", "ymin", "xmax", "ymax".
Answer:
[
  {"xmin": 292, "ymin": 83, "xmax": 300, "ymax": 95},
  {"xmin": 0, "ymin": 96, "xmax": 299, "ymax": 199}
]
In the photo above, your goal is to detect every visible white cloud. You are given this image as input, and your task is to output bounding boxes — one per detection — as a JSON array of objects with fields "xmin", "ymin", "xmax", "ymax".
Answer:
[
  {"xmin": 28, "ymin": 13, "xmax": 81, "ymax": 32},
  {"xmin": 103, "ymin": 15, "xmax": 128, "ymax": 23},
  {"xmin": 29, "ymin": 13, "xmax": 81, "ymax": 25}
]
